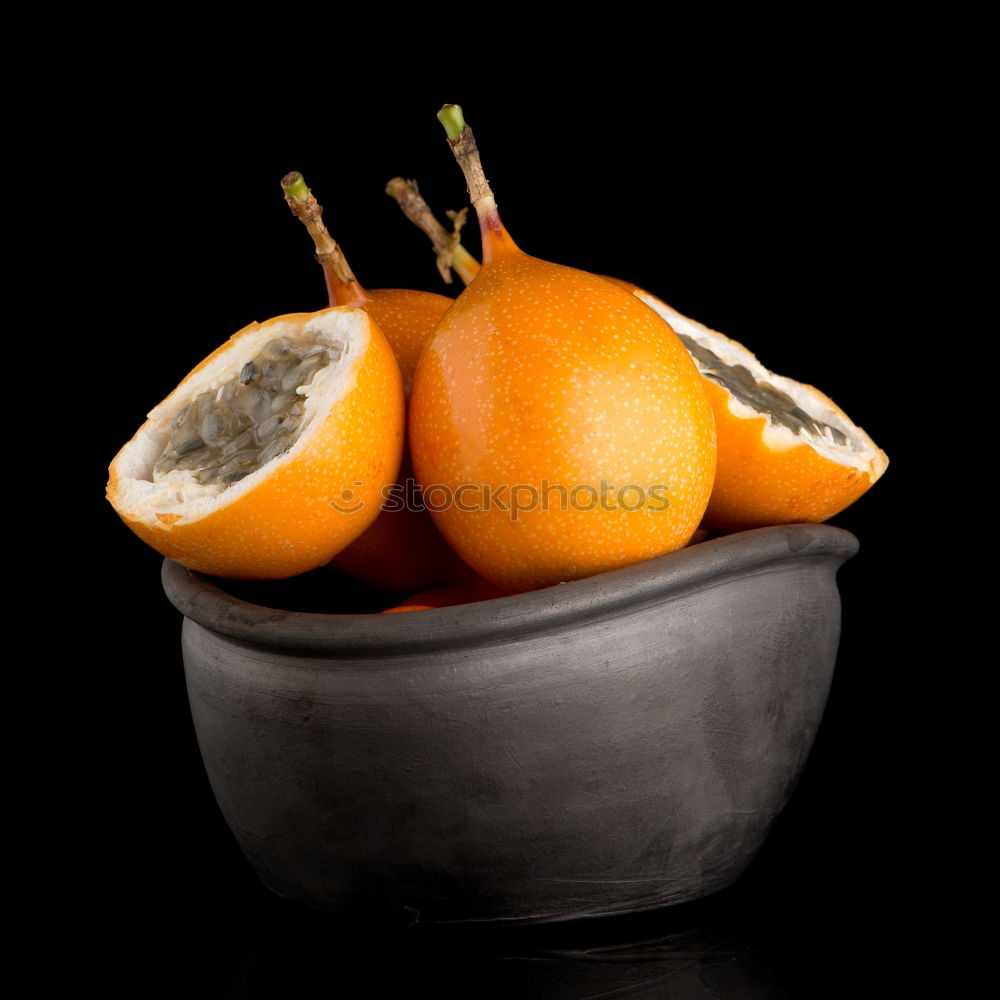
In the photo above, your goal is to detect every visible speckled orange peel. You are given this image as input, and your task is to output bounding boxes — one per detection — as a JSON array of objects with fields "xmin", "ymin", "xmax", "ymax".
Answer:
[
  {"xmin": 107, "ymin": 308, "xmax": 405, "ymax": 579},
  {"xmin": 282, "ymin": 171, "xmax": 476, "ymax": 593},
  {"xmin": 628, "ymin": 289, "xmax": 889, "ymax": 532},
  {"xmin": 407, "ymin": 105, "xmax": 716, "ymax": 592}
]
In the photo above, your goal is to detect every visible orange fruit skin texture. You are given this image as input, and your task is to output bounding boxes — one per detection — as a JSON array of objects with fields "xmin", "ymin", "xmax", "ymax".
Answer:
[
  {"xmin": 325, "ymin": 287, "xmax": 479, "ymax": 592},
  {"xmin": 361, "ymin": 288, "xmax": 455, "ymax": 389},
  {"xmin": 408, "ymin": 253, "xmax": 717, "ymax": 592},
  {"xmin": 107, "ymin": 309, "xmax": 405, "ymax": 580},
  {"xmin": 381, "ymin": 580, "xmax": 514, "ymax": 613}
]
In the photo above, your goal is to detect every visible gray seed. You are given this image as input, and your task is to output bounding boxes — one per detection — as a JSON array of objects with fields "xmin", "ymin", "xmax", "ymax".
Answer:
[
  {"xmin": 221, "ymin": 449, "xmax": 258, "ymax": 469},
  {"xmin": 260, "ymin": 359, "xmax": 295, "ymax": 393},
  {"xmin": 232, "ymin": 410, "xmax": 253, "ymax": 432},
  {"xmin": 258, "ymin": 433, "xmax": 294, "ymax": 467},
  {"xmin": 175, "ymin": 434, "xmax": 206, "ymax": 456},
  {"xmin": 286, "ymin": 352, "xmax": 328, "ymax": 390},
  {"xmin": 170, "ymin": 404, "xmax": 191, "ymax": 433},
  {"xmin": 270, "ymin": 390, "xmax": 299, "ymax": 413},
  {"xmin": 221, "ymin": 427, "xmax": 256, "ymax": 457},
  {"xmin": 219, "ymin": 467, "xmax": 254, "ymax": 485},
  {"xmin": 240, "ymin": 361, "xmax": 258, "ymax": 385},
  {"xmin": 280, "ymin": 369, "xmax": 300, "ymax": 393},
  {"xmin": 260, "ymin": 337, "xmax": 294, "ymax": 360},
  {"xmin": 217, "ymin": 450, "xmax": 260, "ymax": 484},
  {"xmin": 256, "ymin": 412, "xmax": 286, "ymax": 444},
  {"xmin": 196, "ymin": 392, "xmax": 215, "ymax": 418},
  {"xmin": 282, "ymin": 361, "xmax": 309, "ymax": 392},
  {"xmin": 175, "ymin": 404, "xmax": 199, "ymax": 441},
  {"xmin": 194, "ymin": 465, "xmax": 223, "ymax": 486},
  {"xmin": 217, "ymin": 381, "xmax": 239, "ymax": 405},
  {"xmin": 201, "ymin": 409, "xmax": 229, "ymax": 445},
  {"xmin": 174, "ymin": 446, "xmax": 215, "ymax": 471},
  {"xmin": 154, "ymin": 451, "xmax": 177, "ymax": 476},
  {"xmin": 235, "ymin": 384, "xmax": 270, "ymax": 423}
]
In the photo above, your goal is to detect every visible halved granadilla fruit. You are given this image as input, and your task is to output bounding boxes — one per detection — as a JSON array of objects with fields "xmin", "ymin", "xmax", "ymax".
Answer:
[
  {"xmin": 632, "ymin": 289, "xmax": 889, "ymax": 533},
  {"xmin": 107, "ymin": 307, "xmax": 405, "ymax": 579}
]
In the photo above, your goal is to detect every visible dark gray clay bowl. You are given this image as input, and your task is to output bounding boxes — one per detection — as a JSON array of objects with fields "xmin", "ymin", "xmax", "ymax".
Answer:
[{"xmin": 162, "ymin": 523, "xmax": 858, "ymax": 925}]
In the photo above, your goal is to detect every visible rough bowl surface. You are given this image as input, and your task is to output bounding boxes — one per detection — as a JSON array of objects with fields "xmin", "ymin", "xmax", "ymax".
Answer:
[{"xmin": 162, "ymin": 523, "xmax": 858, "ymax": 925}]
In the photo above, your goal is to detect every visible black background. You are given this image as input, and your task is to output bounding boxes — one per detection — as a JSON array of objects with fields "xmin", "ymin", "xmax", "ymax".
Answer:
[{"xmin": 46, "ymin": 15, "xmax": 998, "ymax": 996}]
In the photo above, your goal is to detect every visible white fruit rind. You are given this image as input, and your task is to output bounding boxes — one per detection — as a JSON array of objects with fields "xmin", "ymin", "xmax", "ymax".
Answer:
[
  {"xmin": 111, "ymin": 308, "xmax": 371, "ymax": 528},
  {"xmin": 635, "ymin": 290, "xmax": 888, "ymax": 479}
]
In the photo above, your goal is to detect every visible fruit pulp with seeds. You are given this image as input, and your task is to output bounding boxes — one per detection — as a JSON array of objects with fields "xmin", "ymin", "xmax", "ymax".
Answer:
[{"xmin": 154, "ymin": 334, "xmax": 341, "ymax": 492}]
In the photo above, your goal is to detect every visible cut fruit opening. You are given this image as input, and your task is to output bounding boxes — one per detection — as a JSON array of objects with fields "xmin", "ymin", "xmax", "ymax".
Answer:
[
  {"xmin": 636, "ymin": 291, "xmax": 886, "ymax": 478},
  {"xmin": 675, "ymin": 330, "xmax": 871, "ymax": 467},
  {"xmin": 115, "ymin": 312, "xmax": 363, "ymax": 528},
  {"xmin": 154, "ymin": 334, "xmax": 340, "ymax": 490}
]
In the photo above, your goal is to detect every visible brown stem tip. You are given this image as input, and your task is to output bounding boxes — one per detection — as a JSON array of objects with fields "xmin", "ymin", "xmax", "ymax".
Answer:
[{"xmin": 387, "ymin": 176, "xmax": 473, "ymax": 285}]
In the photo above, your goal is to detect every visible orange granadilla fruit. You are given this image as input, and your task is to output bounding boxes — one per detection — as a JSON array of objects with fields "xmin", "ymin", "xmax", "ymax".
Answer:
[
  {"xmin": 107, "ymin": 307, "xmax": 404, "ymax": 579},
  {"xmin": 407, "ymin": 106, "xmax": 716, "ymax": 592}
]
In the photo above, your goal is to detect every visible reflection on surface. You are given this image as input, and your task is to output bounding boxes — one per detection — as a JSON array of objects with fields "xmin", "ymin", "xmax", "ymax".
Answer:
[
  {"xmin": 221, "ymin": 891, "xmax": 797, "ymax": 998},
  {"xmin": 75, "ymin": 811, "xmax": 991, "ymax": 998}
]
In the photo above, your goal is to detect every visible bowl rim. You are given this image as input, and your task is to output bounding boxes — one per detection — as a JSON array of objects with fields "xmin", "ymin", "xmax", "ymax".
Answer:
[{"xmin": 161, "ymin": 523, "xmax": 858, "ymax": 656}]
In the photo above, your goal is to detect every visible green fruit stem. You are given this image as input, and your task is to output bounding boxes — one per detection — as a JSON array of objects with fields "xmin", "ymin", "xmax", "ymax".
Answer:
[
  {"xmin": 437, "ymin": 104, "xmax": 466, "ymax": 142},
  {"xmin": 280, "ymin": 170, "xmax": 311, "ymax": 205},
  {"xmin": 281, "ymin": 171, "xmax": 359, "ymax": 290}
]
